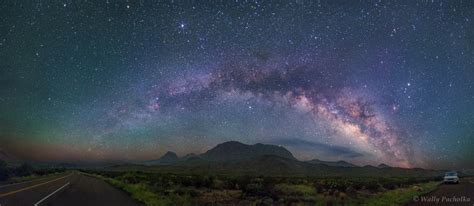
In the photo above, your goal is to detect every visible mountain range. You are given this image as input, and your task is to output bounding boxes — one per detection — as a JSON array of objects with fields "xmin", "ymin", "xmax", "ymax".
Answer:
[
  {"xmin": 305, "ymin": 159, "xmax": 358, "ymax": 167},
  {"xmin": 127, "ymin": 141, "xmax": 442, "ymax": 177},
  {"xmin": 141, "ymin": 141, "xmax": 295, "ymax": 165},
  {"xmin": 142, "ymin": 151, "xmax": 178, "ymax": 165}
]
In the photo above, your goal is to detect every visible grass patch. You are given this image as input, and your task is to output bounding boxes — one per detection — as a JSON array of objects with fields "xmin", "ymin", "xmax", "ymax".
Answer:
[
  {"xmin": 363, "ymin": 181, "xmax": 440, "ymax": 205},
  {"xmin": 85, "ymin": 173, "xmax": 168, "ymax": 206},
  {"xmin": 274, "ymin": 183, "xmax": 316, "ymax": 196}
]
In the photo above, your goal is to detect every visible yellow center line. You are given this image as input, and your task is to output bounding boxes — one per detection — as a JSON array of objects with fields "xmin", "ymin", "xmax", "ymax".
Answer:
[{"xmin": 0, "ymin": 173, "xmax": 73, "ymax": 197}]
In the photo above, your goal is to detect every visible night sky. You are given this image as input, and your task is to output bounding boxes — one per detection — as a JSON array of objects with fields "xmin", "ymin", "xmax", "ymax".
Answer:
[{"xmin": 1, "ymin": 1, "xmax": 473, "ymax": 169}]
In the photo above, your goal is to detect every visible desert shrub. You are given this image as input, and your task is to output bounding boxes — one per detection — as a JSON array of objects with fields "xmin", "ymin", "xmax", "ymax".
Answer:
[
  {"xmin": 262, "ymin": 176, "xmax": 276, "ymax": 186},
  {"xmin": 327, "ymin": 179, "xmax": 350, "ymax": 191},
  {"xmin": 365, "ymin": 182, "xmax": 382, "ymax": 192},
  {"xmin": 14, "ymin": 163, "xmax": 34, "ymax": 177},
  {"xmin": 178, "ymin": 175, "xmax": 196, "ymax": 187},
  {"xmin": 221, "ymin": 177, "xmax": 239, "ymax": 190},
  {"xmin": 120, "ymin": 172, "xmax": 148, "ymax": 184},
  {"xmin": 32, "ymin": 168, "xmax": 48, "ymax": 176},
  {"xmin": 243, "ymin": 183, "xmax": 264, "ymax": 196},
  {"xmin": 175, "ymin": 187, "xmax": 200, "ymax": 197},
  {"xmin": 345, "ymin": 186, "xmax": 357, "ymax": 197},
  {"xmin": 170, "ymin": 193, "xmax": 193, "ymax": 206},
  {"xmin": 274, "ymin": 184, "xmax": 315, "ymax": 196},
  {"xmin": 234, "ymin": 175, "xmax": 251, "ymax": 190},
  {"xmin": 193, "ymin": 175, "xmax": 213, "ymax": 188},
  {"xmin": 212, "ymin": 178, "xmax": 225, "ymax": 189}
]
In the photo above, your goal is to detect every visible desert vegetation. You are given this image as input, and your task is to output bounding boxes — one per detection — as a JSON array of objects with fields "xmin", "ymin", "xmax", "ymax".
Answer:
[
  {"xmin": 83, "ymin": 170, "xmax": 441, "ymax": 205},
  {"xmin": 0, "ymin": 160, "xmax": 65, "ymax": 182}
]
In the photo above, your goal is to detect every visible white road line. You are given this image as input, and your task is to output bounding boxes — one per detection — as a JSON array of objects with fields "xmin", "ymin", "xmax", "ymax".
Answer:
[{"xmin": 33, "ymin": 182, "xmax": 70, "ymax": 206}]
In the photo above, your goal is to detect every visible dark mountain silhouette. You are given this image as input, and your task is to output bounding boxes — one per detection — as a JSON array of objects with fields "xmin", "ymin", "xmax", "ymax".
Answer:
[
  {"xmin": 160, "ymin": 151, "xmax": 178, "ymax": 162},
  {"xmin": 378, "ymin": 163, "xmax": 391, "ymax": 168},
  {"xmin": 181, "ymin": 153, "xmax": 197, "ymax": 161},
  {"xmin": 117, "ymin": 141, "xmax": 441, "ymax": 177},
  {"xmin": 143, "ymin": 151, "xmax": 178, "ymax": 165},
  {"xmin": 306, "ymin": 159, "xmax": 357, "ymax": 167},
  {"xmin": 201, "ymin": 141, "xmax": 296, "ymax": 162},
  {"xmin": 122, "ymin": 155, "xmax": 441, "ymax": 177}
]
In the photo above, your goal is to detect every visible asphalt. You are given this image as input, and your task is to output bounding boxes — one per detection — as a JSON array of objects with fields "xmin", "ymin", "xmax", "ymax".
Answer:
[
  {"xmin": 406, "ymin": 177, "xmax": 474, "ymax": 206},
  {"xmin": 0, "ymin": 172, "xmax": 143, "ymax": 206}
]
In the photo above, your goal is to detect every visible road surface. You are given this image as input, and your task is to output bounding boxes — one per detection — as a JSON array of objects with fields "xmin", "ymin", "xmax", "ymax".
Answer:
[
  {"xmin": 407, "ymin": 177, "xmax": 474, "ymax": 206},
  {"xmin": 0, "ymin": 172, "xmax": 142, "ymax": 206}
]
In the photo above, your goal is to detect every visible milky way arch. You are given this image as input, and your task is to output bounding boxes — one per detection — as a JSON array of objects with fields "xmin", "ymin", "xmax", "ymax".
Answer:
[{"xmin": 117, "ymin": 55, "xmax": 416, "ymax": 167}]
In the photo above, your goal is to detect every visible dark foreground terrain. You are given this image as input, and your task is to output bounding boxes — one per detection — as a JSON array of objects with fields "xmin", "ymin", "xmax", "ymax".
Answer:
[
  {"xmin": 1, "ymin": 141, "xmax": 466, "ymax": 205},
  {"xmin": 2, "ymin": 170, "xmax": 472, "ymax": 205},
  {"xmin": 0, "ymin": 172, "xmax": 142, "ymax": 206},
  {"xmin": 82, "ymin": 169, "xmax": 443, "ymax": 205}
]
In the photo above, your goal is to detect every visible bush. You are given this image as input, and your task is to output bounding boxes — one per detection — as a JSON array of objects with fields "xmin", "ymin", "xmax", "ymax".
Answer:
[
  {"xmin": 120, "ymin": 172, "xmax": 148, "ymax": 184},
  {"xmin": 243, "ymin": 183, "xmax": 264, "ymax": 195},
  {"xmin": 14, "ymin": 163, "xmax": 34, "ymax": 177},
  {"xmin": 274, "ymin": 184, "xmax": 315, "ymax": 196}
]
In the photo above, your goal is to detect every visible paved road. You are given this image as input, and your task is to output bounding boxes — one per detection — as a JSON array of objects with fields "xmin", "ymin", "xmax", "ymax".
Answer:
[
  {"xmin": 407, "ymin": 178, "xmax": 474, "ymax": 206},
  {"xmin": 0, "ymin": 172, "xmax": 142, "ymax": 206}
]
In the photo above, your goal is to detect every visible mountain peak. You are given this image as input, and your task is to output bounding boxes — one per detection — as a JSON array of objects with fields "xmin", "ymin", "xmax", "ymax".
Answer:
[
  {"xmin": 142, "ymin": 151, "xmax": 178, "ymax": 165},
  {"xmin": 160, "ymin": 151, "xmax": 178, "ymax": 161},
  {"xmin": 215, "ymin": 141, "xmax": 246, "ymax": 147},
  {"xmin": 378, "ymin": 163, "xmax": 391, "ymax": 168}
]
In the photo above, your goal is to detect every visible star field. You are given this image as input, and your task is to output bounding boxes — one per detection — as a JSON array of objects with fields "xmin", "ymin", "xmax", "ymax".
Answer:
[{"xmin": 0, "ymin": 1, "xmax": 473, "ymax": 169}]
